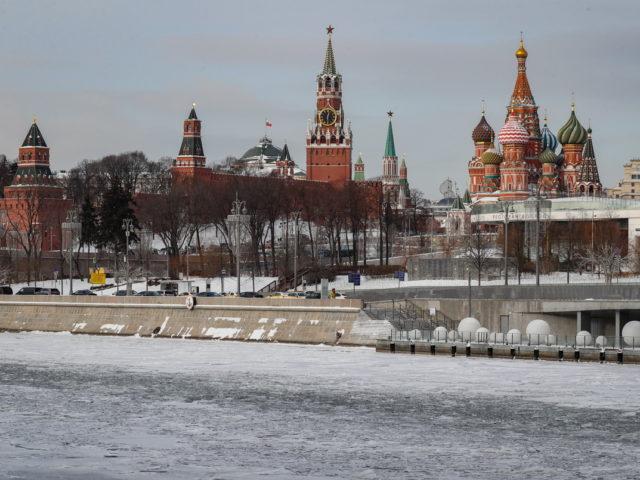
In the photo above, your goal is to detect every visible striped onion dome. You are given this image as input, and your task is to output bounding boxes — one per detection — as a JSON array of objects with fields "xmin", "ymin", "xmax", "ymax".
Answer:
[
  {"xmin": 539, "ymin": 147, "xmax": 557, "ymax": 164},
  {"xmin": 471, "ymin": 115, "xmax": 494, "ymax": 143},
  {"xmin": 480, "ymin": 145, "xmax": 503, "ymax": 165},
  {"xmin": 498, "ymin": 114, "xmax": 529, "ymax": 145},
  {"xmin": 541, "ymin": 120, "xmax": 558, "ymax": 152},
  {"xmin": 557, "ymin": 106, "xmax": 587, "ymax": 145}
]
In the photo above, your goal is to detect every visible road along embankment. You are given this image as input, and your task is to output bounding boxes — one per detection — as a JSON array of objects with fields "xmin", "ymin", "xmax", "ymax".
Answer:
[{"xmin": 0, "ymin": 296, "xmax": 391, "ymax": 346}]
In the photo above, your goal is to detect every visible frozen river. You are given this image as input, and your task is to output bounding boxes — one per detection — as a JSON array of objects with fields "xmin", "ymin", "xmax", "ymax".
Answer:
[{"xmin": 0, "ymin": 332, "xmax": 639, "ymax": 479}]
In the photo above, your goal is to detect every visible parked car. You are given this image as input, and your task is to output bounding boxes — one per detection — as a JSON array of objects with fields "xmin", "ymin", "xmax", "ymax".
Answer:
[
  {"xmin": 196, "ymin": 292, "xmax": 221, "ymax": 297},
  {"xmin": 72, "ymin": 289, "xmax": 97, "ymax": 296},
  {"xmin": 135, "ymin": 291, "xmax": 162, "ymax": 296},
  {"xmin": 158, "ymin": 290, "xmax": 177, "ymax": 296},
  {"xmin": 239, "ymin": 291, "xmax": 263, "ymax": 298},
  {"xmin": 286, "ymin": 291, "xmax": 306, "ymax": 299},
  {"xmin": 16, "ymin": 287, "xmax": 42, "ymax": 295},
  {"xmin": 0, "ymin": 285, "xmax": 13, "ymax": 295},
  {"xmin": 36, "ymin": 288, "xmax": 60, "ymax": 295},
  {"xmin": 266, "ymin": 292, "xmax": 286, "ymax": 298},
  {"xmin": 305, "ymin": 292, "xmax": 321, "ymax": 299},
  {"xmin": 113, "ymin": 290, "xmax": 137, "ymax": 296}
]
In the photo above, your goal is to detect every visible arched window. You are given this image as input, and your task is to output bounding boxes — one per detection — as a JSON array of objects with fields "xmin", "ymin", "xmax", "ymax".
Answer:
[
  {"xmin": 325, "ymin": 78, "xmax": 332, "ymax": 89},
  {"xmin": 320, "ymin": 136, "xmax": 326, "ymax": 144},
  {"xmin": 186, "ymin": 125, "xmax": 191, "ymax": 132},
  {"xmin": 330, "ymin": 135, "xmax": 337, "ymax": 144},
  {"xmin": 334, "ymin": 79, "xmax": 339, "ymax": 90}
]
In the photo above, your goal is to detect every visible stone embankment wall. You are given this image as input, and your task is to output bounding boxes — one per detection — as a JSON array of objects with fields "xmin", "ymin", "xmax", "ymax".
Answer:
[{"xmin": 0, "ymin": 297, "xmax": 391, "ymax": 346}]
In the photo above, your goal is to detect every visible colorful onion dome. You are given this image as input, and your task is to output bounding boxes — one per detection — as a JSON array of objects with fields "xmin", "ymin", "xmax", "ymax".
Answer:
[
  {"xmin": 557, "ymin": 105, "xmax": 587, "ymax": 145},
  {"xmin": 498, "ymin": 114, "xmax": 529, "ymax": 145},
  {"xmin": 472, "ymin": 115, "xmax": 494, "ymax": 143},
  {"xmin": 539, "ymin": 147, "xmax": 557, "ymax": 164},
  {"xmin": 515, "ymin": 40, "xmax": 528, "ymax": 59},
  {"xmin": 480, "ymin": 145, "xmax": 503, "ymax": 165},
  {"xmin": 541, "ymin": 118, "xmax": 558, "ymax": 152}
]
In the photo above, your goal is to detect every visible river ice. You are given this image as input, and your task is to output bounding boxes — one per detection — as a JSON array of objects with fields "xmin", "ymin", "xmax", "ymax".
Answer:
[{"xmin": 0, "ymin": 332, "xmax": 638, "ymax": 479}]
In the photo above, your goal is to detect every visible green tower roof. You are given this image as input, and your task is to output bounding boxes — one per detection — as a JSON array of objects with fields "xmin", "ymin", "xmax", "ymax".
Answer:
[{"xmin": 384, "ymin": 116, "xmax": 396, "ymax": 157}]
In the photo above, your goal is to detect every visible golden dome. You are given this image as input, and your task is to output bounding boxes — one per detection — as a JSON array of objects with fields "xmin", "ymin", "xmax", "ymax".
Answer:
[{"xmin": 515, "ymin": 40, "xmax": 528, "ymax": 59}]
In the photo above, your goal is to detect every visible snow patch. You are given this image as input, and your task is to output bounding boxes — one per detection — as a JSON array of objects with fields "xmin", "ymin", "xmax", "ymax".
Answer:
[
  {"xmin": 214, "ymin": 316, "xmax": 241, "ymax": 323},
  {"xmin": 71, "ymin": 322, "xmax": 87, "ymax": 332},
  {"xmin": 273, "ymin": 318, "xmax": 286, "ymax": 325},
  {"xmin": 267, "ymin": 328, "xmax": 278, "ymax": 339},
  {"xmin": 258, "ymin": 318, "xmax": 269, "ymax": 324},
  {"xmin": 158, "ymin": 316, "xmax": 170, "ymax": 334},
  {"xmin": 203, "ymin": 327, "xmax": 239, "ymax": 339},
  {"xmin": 99, "ymin": 324, "xmax": 125, "ymax": 334},
  {"xmin": 249, "ymin": 327, "xmax": 266, "ymax": 340},
  {"xmin": 310, "ymin": 320, "xmax": 319, "ymax": 325}
]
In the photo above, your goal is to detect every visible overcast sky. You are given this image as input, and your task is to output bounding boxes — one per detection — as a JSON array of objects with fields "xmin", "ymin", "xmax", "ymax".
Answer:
[{"xmin": 0, "ymin": 0, "xmax": 638, "ymax": 197}]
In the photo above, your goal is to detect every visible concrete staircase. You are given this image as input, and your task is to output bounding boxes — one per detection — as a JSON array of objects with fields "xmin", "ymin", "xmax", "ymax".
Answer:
[{"xmin": 345, "ymin": 311, "xmax": 394, "ymax": 345}]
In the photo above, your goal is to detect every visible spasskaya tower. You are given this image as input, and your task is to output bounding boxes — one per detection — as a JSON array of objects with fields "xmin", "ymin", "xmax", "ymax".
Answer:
[{"xmin": 306, "ymin": 26, "xmax": 353, "ymax": 183}]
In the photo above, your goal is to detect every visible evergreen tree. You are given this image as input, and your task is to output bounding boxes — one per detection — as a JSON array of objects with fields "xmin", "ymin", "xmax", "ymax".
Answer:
[
  {"xmin": 79, "ymin": 196, "xmax": 99, "ymax": 248},
  {"xmin": 97, "ymin": 181, "xmax": 139, "ymax": 254}
]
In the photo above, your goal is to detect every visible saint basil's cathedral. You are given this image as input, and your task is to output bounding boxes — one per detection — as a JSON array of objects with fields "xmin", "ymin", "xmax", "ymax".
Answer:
[{"xmin": 468, "ymin": 40, "xmax": 602, "ymax": 201}]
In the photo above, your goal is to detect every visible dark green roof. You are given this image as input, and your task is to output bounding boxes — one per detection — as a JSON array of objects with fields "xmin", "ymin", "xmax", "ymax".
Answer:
[
  {"xmin": 279, "ymin": 143, "xmax": 292, "ymax": 162},
  {"xmin": 323, "ymin": 36, "xmax": 337, "ymax": 75},
  {"xmin": 178, "ymin": 136, "xmax": 204, "ymax": 157},
  {"xmin": 463, "ymin": 189, "xmax": 472, "ymax": 204},
  {"xmin": 22, "ymin": 122, "xmax": 47, "ymax": 147},
  {"xmin": 188, "ymin": 107, "xmax": 198, "ymax": 120},
  {"xmin": 384, "ymin": 119, "xmax": 396, "ymax": 157},
  {"xmin": 13, "ymin": 165, "xmax": 53, "ymax": 179},
  {"xmin": 241, "ymin": 137, "xmax": 282, "ymax": 162}
]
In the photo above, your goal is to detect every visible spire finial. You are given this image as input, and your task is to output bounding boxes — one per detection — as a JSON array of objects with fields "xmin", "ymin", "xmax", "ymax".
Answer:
[
  {"xmin": 544, "ymin": 108, "xmax": 548, "ymax": 124},
  {"xmin": 326, "ymin": 25, "xmax": 334, "ymax": 35},
  {"xmin": 481, "ymin": 99, "xmax": 485, "ymax": 115},
  {"xmin": 571, "ymin": 92, "xmax": 575, "ymax": 110},
  {"xmin": 192, "ymin": 102, "xmax": 196, "ymax": 108},
  {"xmin": 33, "ymin": 116, "xmax": 38, "ymax": 124},
  {"xmin": 387, "ymin": 111, "xmax": 393, "ymax": 118},
  {"xmin": 520, "ymin": 31, "xmax": 523, "ymax": 44}
]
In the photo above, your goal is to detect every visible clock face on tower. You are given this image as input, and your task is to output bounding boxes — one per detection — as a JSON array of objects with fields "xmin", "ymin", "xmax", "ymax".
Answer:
[{"xmin": 319, "ymin": 108, "xmax": 337, "ymax": 126}]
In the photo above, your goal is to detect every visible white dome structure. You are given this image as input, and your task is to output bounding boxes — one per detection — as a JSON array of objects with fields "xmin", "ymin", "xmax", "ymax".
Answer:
[
  {"xmin": 458, "ymin": 317, "xmax": 481, "ymax": 341},
  {"xmin": 595, "ymin": 335, "xmax": 607, "ymax": 347},
  {"xmin": 433, "ymin": 326, "xmax": 447, "ymax": 342},
  {"xmin": 526, "ymin": 319, "xmax": 551, "ymax": 345},
  {"xmin": 506, "ymin": 329, "xmax": 521, "ymax": 344},
  {"xmin": 576, "ymin": 330, "xmax": 593, "ymax": 347},
  {"xmin": 622, "ymin": 321, "xmax": 640, "ymax": 347},
  {"xmin": 447, "ymin": 330, "xmax": 460, "ymax": 342},
  {"xmin": 475, "ymin": 327, "xmax": 490, "ymax": 342}
]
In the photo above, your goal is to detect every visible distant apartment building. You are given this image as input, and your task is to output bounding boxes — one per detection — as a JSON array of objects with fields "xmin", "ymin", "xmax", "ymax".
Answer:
[{"xmin": 607, "ymin": 159, "xmax": 640, "ymax": 199}]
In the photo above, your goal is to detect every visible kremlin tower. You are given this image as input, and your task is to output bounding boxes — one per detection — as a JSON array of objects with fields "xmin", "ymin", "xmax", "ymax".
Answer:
[
  {"xmin": 2, "ymin": 118, "xmax": 70, "ymax": 251},
  {"xmin": 382, "ymin": 112, "xmax": 400, "ymax": 203},
  {"xmin": 305, "ymin": 26, "xmax": 353, "ymax": 184},
  {"xmin": 172, "ymin": 104, "xmax": 210, "ymax": 182}
]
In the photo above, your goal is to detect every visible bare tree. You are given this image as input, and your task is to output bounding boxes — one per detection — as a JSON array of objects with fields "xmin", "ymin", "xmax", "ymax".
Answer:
[{"xmin": 464, "ymin": 226, "xmax": 493, "ymax": 285}]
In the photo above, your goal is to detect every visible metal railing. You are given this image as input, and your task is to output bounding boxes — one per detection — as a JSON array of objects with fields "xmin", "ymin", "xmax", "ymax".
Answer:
[{"xmin": 387, "ymin": 330, "xmax": 640, "ymax": 350}]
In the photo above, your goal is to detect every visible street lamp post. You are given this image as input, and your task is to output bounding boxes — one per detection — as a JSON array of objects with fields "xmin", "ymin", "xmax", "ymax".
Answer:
[
  {"xmin": 292, "ymin": 211, "xmax": 300, "ymax": 291},
  {"xmin": 139, "ymin": 228, "xmax": 153, "ymax": 292},
  {"xmin": 122, "ymin": 218, "xmax": 134, "ymax": 296},
  {"xmin": 524, "ymin": 192, "xmax": 551, "ymax": 287},
  {"xmin": 227, "ymin": 193, "xmax": 249, "ymax": 294},
  {"xmin": 499, "ymin": 201, "xmax": 513, "ymax": 285},
  {"xmin": 62, "ymin": 212, "xmax": 81, "ymax": 295}
]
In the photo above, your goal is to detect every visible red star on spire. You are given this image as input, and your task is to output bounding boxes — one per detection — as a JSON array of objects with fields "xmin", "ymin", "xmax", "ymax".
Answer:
[{"xmin": 326, "ymin": 25, "xmax": 334, "ymax": 35}]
